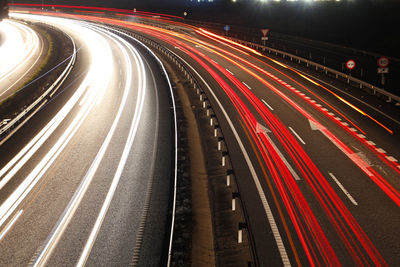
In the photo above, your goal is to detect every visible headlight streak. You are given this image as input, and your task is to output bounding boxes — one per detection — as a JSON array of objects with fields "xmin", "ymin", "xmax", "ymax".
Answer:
[
  {"xmin": 0, "ymin": 13, "xmax": 113, "ymax": 234},
  {"xmin": 0, "ymin": 19, "xmax": 41, "ymax": 98},
  {"xmin": 31, "ymin": 24, "xmax": 144, "ymax": 267},
  {"xmin": 76, "ymin": 27, "xmax": 146, "ymax": 267}
]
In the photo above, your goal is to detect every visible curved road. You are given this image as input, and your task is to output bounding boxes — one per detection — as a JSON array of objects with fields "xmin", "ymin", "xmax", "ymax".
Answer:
[
  {"xmin": 1, "ymin": 9, "xmax": 399, "ymax": 266},
  {"xmin": 0, "ymin": 14, "xmax": 175, "ymax": 266}
]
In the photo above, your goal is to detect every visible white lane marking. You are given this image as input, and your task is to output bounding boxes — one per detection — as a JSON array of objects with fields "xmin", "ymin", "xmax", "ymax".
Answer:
[
  {"xmin": 328, "ymin": 173, "xmax": 358, "ymax": 206},
  {"xmin": 376, "ymin": 148, "xmax": 387, "ymax": 154},
  {"xmin": 242, "ymin": 81, "xmax": 252, "ymax": 90},
  {"xmin": 174, "ymin": 54, "xmax": 291, "ymax": 266},
  {"xmin": 386, "ymin": 156, "xmax": 398, "ymax": 162},
  {"xmin": 288, "ymin": 127, "xmax": 306, "ymax": 145},
  {"xmin": 0, "ymin": 209, "xmax": 23, "ymax": 241},
  {"xmin": 260, "ymin": 126, "xmax": 301, "ymax": 181},
  {"xmin": 366, "ymin": 140, "xmax": 376, "ymax": 146},
  {"xmin": 292, "ymin": 67, "xmax": 400, "ymax": 126},
  {"xmin": 261, "ymin": 99, "xmax": 274, "ymax": 111},
  {"xmin": 225, "ymin": 68, "xmax": 234, "ymax": 75}
]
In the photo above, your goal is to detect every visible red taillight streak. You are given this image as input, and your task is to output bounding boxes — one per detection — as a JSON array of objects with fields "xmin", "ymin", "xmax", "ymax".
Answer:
[
  {"xmin": 106, "ymin": 20, "xmax": 387, "ymax": 265},
  {"xmin": 196, "ymin": 29, "xmax": 400, "ymax": 175},
  {"xmin": 20, "ymin": 12, "xmax": 390, "ymax": 265}
]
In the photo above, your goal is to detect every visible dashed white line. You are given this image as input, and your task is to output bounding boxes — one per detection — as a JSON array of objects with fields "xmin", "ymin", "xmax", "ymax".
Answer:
[
  {"xmin": 386, "ymin": 156, "xmax": 398, "ymax": 162},
  {"xmin": 261, "ymin": 99, "xmax": 274, "ymax": 111},
  {"xmin": 366, "ymin": 140, "xmax": 376, "ymax": 146},
  {"xmin": 376, "ymin": 148, "xmax": 387, "ymax": 154},
  {"xmin": 328, "ymin": 173, "xmax": 358, "ymax": 206},
  {"xmin": 288, "ymin": 127, "xmax": 306, "ymax": 145},
  {"xmin": 242, "ymin": 82, "xmax": 252, "ymax": 90},
  {"xmin": 225, "ymin": 68, "xmax": 234, "ymax": 75}
]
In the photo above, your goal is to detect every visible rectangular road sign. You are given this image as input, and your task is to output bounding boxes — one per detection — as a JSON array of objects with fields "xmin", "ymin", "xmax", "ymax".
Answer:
[
  {"xmin": 378, "ymin": 68, "xmax": 389, "ymax": 74},
  {"xmin": 261, "ymin": 37, "xmax": 269, "ymax": 41}
]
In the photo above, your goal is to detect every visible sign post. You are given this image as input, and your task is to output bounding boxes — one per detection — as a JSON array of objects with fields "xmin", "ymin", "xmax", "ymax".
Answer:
[
  {"xmin": 224, "ymin": 25, "xmax": 230, "ymax": 36},
  {"xmin": 261, "ymin": 28, "xmax": 270, "ymax": 46},
  {"xmin": 345, "ymin": 59, "xmax": 356, "ymax": 79},
  {"xmin": 377, "ymin": 56, "xmax": 389, "ymax": 86}
]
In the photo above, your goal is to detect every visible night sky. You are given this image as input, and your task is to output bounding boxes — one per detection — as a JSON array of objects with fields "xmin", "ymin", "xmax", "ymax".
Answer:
[{"xmin": 12, "ymin": 0, "xmax": 400, "ymax": 56}]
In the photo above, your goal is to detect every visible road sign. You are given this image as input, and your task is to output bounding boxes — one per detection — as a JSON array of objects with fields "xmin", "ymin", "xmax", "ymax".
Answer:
[
  {"xmin": 346, "ymin": 59, "xmax": 356, "ymax": 70},
  {"xmin": 377, "ymin": 56, "xmax": 389, "ymax": 68},
  {"xmin": 224, "ymin": 25, "xmax": 230, "ymax": 32},
  {"xmin": 261, "ymin": 29, "xmax": 270, "ymax": 37},
  {"xmin": 261, "ymin": 37, "xmax": 268, "ymax": 41},
  {"xmin": 378, "ymin": 67, "xmax": 389, "ymax": 74}
]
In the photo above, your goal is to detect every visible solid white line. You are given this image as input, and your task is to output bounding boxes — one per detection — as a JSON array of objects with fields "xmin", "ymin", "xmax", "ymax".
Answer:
[
  {"xmin": 328, "ymin": 173, "xmax": 358, "ymax": 206},
  {"xmin": 173, "ymin": 53, "xmax": 291, "ymax": 266},
  {"xmin": 242, "ymin": 82, "xmax": 252, "ymax": 90},
  {"xmin": 288, "ymin": 127, "xmax": 306, "ymax": 145},
  {"xmin": 261, "ymin": 99, "xmax": 274, "ymax": 111},
  {"xmin": 376, "ymin": 148, "xmax": 386, "ymax": 154},
  {"xmin": 225, "ymin": 68, "xmax": 234, "ymax": 75}
]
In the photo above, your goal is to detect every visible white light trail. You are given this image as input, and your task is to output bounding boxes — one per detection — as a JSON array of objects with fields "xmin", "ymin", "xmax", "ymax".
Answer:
[
  {"xmin": 0, "ymin": 14, "xmax": 113, "ymax": 230},
  {"xmin": 0, "ymin": 19, "xmax": 41, "ymax": 98}
]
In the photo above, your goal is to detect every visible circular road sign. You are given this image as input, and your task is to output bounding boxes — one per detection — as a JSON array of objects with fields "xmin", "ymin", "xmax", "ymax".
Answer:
[
  {"xmin": 377, "ymin": 56, "xmax": 389, "ymax": 68},
  {"xmin": 346, "ymin": 59, "xmax": 356, "ymax": 70}
]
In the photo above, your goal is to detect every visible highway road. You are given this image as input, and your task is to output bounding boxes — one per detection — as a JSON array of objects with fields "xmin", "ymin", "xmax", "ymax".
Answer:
[
  {"xmin": 73, "ymin": 13, "xmax": 400, "ymax": 266},
  {"xmin": 0, "ymin": 14, "xmax": 175, "ymax": 266},
  {"xmin": 1, "ymin": 9, "xmax": 399, "ymax": 266}
]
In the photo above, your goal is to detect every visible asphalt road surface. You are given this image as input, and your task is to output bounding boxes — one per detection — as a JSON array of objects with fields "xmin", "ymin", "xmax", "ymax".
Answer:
[
  {"xmin": 0, "ymin": 14, "xmax": 175, "ymax": 266},
  {"xmin": 1, "ymin": 10, "xmax": 399, "ymax": 266}
]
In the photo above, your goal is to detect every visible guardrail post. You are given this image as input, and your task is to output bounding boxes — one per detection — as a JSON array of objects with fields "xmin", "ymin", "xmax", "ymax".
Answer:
[
  {"xmin": 218, "ymin": 137, "xmax": 224, "ymax": 151},
  {"xmin": 238, "ymin": 222, "xmax": 247, "ymax": 244},
  {"xmin": 222, "ymin": 151, "xmax": 228, "ymax": 166},
  {"xmin": 214, "ymin": 125, "xmax": 219, "ymax": 137},
  {"xmin": 232, "ymin": 192, "xmax": 240, "ymax": 211},
  {"xmin": 210, "ymin": 114, "xmax": 215, "ymax": 126},
  {"xmin": 226, "ymin": 169, "xmax": 233, "ymax": 186}
]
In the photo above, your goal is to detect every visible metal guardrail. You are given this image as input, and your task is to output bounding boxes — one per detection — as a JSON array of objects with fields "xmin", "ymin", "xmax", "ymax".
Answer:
[
  {"xmin": 0, "ymin": 31, "xmax": 77, "ymax": 140},
  {"xmin": 228, "ymin": 37, "xmax": 400, "ymax": 106}
]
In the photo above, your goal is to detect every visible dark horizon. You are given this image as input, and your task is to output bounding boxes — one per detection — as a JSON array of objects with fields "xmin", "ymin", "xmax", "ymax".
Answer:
[{"xmin": 9, "ymin": 0, "xmax": 400, "ymax": 57}]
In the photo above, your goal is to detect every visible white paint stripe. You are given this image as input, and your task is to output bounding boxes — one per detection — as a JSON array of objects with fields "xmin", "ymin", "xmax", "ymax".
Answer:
[
  {"xmin": 261, "ymin": 99, "xmax": 274, "ymax": 111},
  {"xmin": 366, "ymin": 140, "xmax": 376, "ymax": 146},
  {"xmin": 376, "ymin": 148, "xmax": 387, "ymax": 154},
  {"xmin": 357, "ymin": 134, "xmax": 366, "ymax": 139},
  {"xmin": 329, "ymin": 173, "xmax": 358, "ymax": 206},
  {"xmin": 242, "ymin": 82, "xmax": 252, "ymax": 90},
  {"xmin": 349, "ymin": 127, "xmax": 357, "ymax": 132},
  {"xmin": 386, "ymin": 156, "xmax": 398, "ymax": 162},
  {"xmin": 225, "ymin": 68, "xmax": 234, "ymax": 75},
  {"xmin": 262, "ymin": 130, "xmax": 302, "ymax": 181},
  {"xmin": 288, "ymin": 127, "xmax": 306, "ymax": 145},
  {"xmin": 175, "ymin": 53, "xmax": 291, "ymax": 266}
]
